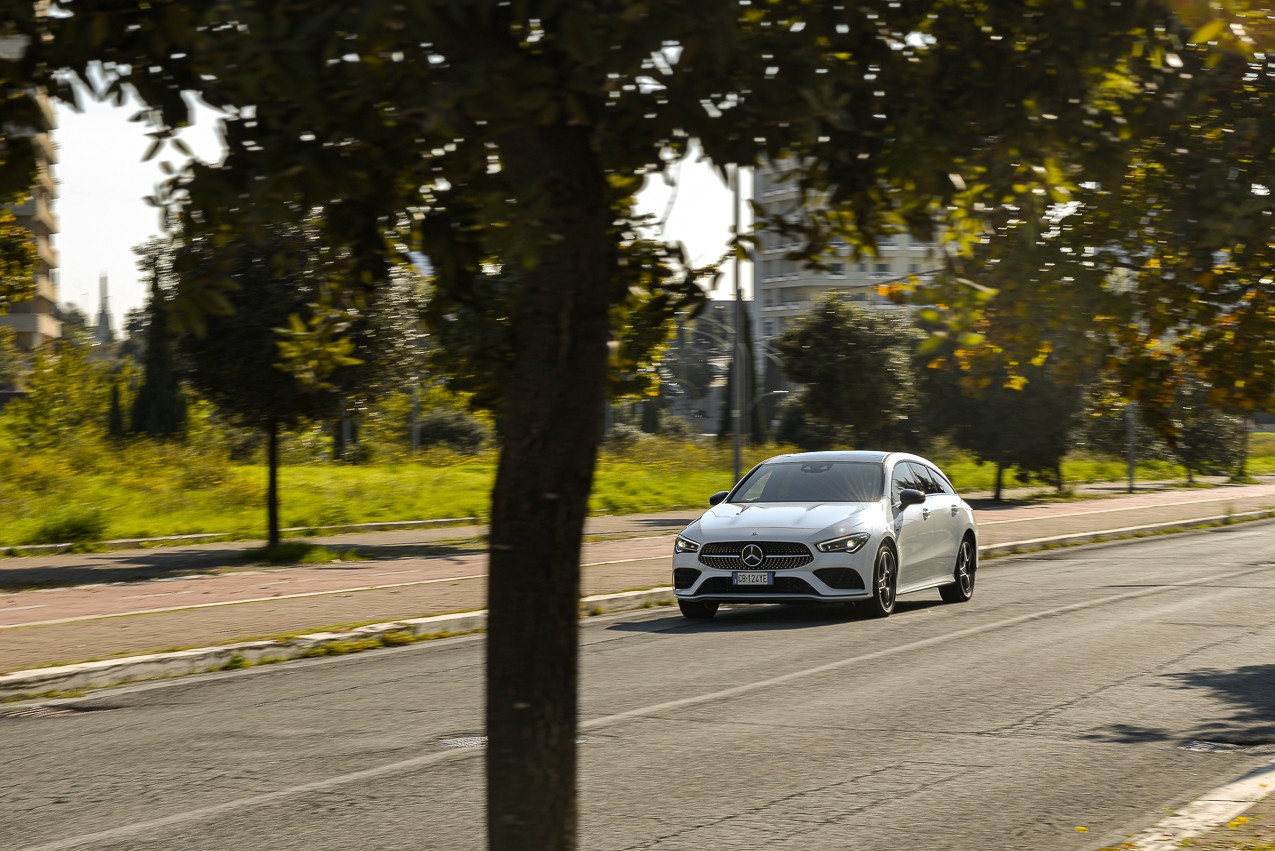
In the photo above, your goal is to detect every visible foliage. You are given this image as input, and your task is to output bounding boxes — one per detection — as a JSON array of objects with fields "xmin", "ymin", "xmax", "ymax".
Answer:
[
  {"xmin": 1144, "ymin": 372, "xmax": 1248, "ymax": 481},
  {"xmin": 0, "ymin": 340, "xmax": 117, "ymax": 448},
  {"xmin": 774, "ymin": 295, "xmax": 925, "ymax": 448},
  {"xmin": 0, "ymin": 207, "xmax": 35, "ymax": 314},
  {"xmin": 129, "ymin": 240, "xmax": 186, "ymax": 437},
  {"xmin": 0, "ymin": 325, "xmax": 23, "ymax": 390},
  {"xmin": 918, "ymin": 357, "xmax": 1086, "ymax": 498},
  {"xmin": 773, "ymin": 393, "xmax": 855, "ymax": 452}
]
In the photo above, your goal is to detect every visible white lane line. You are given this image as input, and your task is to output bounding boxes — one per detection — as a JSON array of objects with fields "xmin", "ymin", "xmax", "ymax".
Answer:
[
  {"xmin": 1119, "ymin": 758, "xmax": 1275, "ymax": 850},
  {"xmin": 0, "ymin": 604, "xmax": 46, "ymax": 612},
  {"xmin": 0, "ymin": 555, "xmax": 671, "ymax": 630},
  {"xmin": 15, "ymin": 563, "xmax": 1263, "ymax": 851},
  {"xmin": 979, "ymin": 492, "xmax": 1275, "ymax": 525}
]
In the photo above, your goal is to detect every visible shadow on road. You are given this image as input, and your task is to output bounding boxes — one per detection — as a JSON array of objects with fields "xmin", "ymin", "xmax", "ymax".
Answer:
[
  {"xmin": 1079, "ymin": 663, "xmax": 1275, "ymax": 748},
  {"xmin": 607, "ymin": 597, "xmax": 945, "ymax": 633}
]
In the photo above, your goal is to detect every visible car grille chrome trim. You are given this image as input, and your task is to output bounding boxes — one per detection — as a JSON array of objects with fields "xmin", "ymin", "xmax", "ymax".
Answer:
[{"xmin": 697, "ymin": 541, "xmax": 814, "ymax": 570}]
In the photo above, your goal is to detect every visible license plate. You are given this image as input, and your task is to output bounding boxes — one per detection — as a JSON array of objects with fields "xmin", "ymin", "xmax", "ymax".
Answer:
[{"xmin": 732, "ymin": 571, "xmax": 772, "ymax": 586}]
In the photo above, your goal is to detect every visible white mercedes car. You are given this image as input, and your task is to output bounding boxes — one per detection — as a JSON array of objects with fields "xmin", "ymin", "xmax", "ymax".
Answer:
[{"xmin": 672, "ymin": 451, "xmax": 978, "ymax": 619}]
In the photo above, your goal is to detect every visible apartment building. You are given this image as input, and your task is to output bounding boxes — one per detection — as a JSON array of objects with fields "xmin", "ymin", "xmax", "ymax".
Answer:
[
  {"xmin": 752, "ymin": 164, "xmax": 939, "ymax": 343},
  {"xmin": 0, "ymin": 31, "xmax": 61, "ymax": 349}
]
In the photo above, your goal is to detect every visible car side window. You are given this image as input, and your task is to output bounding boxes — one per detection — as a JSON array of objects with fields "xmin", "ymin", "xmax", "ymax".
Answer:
[
  {"xmin": 920, "ymin": 464, "xmax": 954, "ymax": 495},
  {"xmin": 890, "ymin": 462, "xmax": 924, "ymax": 504}
]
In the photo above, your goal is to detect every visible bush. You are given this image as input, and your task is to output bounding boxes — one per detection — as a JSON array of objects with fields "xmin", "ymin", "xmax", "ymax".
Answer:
[
  {"xmin": 417, "ymin": 408, "xmax": 490, "ymax": 454},
  {"xmin": 29, "ymin": 505, "xmax": 109, "ymax": 545},
  {"xmin": 774, "ymin": 395, "xmax": 855, "ymax": 451}
]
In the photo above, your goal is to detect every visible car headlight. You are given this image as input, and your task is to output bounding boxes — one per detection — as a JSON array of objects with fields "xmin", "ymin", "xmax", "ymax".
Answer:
[
  {"xmin": 674, "ymin": 536, "xmax": 701, "ymax": 554},
  {"xmin": 816, "ymin": 532, "xmax": 870, "ymax": 553}
]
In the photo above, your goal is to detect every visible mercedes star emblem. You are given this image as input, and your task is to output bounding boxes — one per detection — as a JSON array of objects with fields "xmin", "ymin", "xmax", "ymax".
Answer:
[{"xmin": 740, "ymin": 544, "xmax": 765, "ymax": 568}]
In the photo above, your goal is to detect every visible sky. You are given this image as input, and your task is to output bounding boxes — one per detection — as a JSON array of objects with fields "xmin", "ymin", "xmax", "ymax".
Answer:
[{"xmin": 54, "ymin": 95, "xmax": 747, "ymax": 333}]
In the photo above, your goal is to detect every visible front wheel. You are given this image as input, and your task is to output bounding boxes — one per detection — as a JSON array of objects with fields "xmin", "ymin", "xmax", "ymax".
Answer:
[
  {"xmin": 678, "ymin": 600, "xmax": 719, "ymax": 619},
  {"xmin": 865, "ymin": 546, "xmax": 897, "ymax": 618},
  {"xmin": 939, "ymin": 538, "xmax": 976, "ymax": 604}
]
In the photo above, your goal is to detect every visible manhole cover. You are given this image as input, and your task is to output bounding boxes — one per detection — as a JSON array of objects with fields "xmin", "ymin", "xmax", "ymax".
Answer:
[{"xmin": 1180, "ymin": 740, "xmax": 1275, "ymax": 754}]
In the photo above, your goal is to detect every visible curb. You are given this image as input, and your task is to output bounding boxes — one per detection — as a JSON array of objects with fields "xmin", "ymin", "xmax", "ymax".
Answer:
[
  {"xmin": 0, "ymin": 588, "xmax": 675, "ymax": 702},
  {"xmin": 3, "ymin": 510, "xmax": 1273, "ymax": 703},
  {"xmin": 6, "ymin": 517, "xmax": 482, "ymax": 556}
]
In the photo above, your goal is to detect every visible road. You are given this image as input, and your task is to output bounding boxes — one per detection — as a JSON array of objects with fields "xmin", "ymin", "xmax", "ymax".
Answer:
[{"xmin": 4, "ymin": 522, "xmax": 1274, "ymax": 850}]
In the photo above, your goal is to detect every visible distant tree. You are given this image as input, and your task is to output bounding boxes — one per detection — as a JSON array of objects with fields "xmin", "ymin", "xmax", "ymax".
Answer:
[
  {"xmin": 918, "ymin": 358, "xmax": 1085, "ymax": 500},
  {"xmin": 775, "ymin": 296, "xmax": 924, "ymax": 449},
  {"xmin": 129, "ymin": 242, "xmax": 186, "ymax": 437},
  {"xmin": 175, "ymin": 225, "xmax": 396, "ymax": 547},
  {"xmin": 715, "ymin": 300, "xmax": 766, "ymax": 445},
  {"xmin": 107, "ymin": 381, "xmax": 126, "ymax": 439},
  {"xmin": 1138, "ymin": 370, "xmax": 1247, "ymax": 483}
]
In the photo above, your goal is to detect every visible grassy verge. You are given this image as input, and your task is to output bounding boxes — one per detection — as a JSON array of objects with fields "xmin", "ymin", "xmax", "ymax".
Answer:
[{"xmin": 0, "ymin": 432, "xmax": 1270, "ymax": 549}]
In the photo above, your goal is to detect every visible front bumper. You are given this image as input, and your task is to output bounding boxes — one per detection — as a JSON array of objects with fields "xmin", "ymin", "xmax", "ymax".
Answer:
[{"xmin": 672, "ymin": 544, "xmax": 874, "ymax": 603}]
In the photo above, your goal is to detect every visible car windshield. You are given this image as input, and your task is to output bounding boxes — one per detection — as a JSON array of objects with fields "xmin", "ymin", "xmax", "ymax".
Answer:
[{"xmin": 730, "ymin": 460, "xmax": 884, "ymax": 504}]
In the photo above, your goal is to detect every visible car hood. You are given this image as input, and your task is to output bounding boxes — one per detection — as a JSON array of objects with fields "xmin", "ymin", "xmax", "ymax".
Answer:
[{"xmin": 692, "ymin": 502, "xmax": 876, "ymax": 537}]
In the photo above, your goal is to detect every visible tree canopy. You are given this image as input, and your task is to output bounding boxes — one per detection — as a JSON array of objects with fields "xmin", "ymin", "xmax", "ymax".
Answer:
[{"xmin": 3, "ymin": 2, "xmax": 1259, "ymax": 848}]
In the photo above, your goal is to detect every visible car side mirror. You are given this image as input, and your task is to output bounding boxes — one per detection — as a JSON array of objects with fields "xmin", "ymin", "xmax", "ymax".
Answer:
[
  {"xmin": 897, "ymin": 488, "xmax": 925, "ymax": 510},
  {"xmin": 708, "ymin": 491, "xmax": 729, "ymax": 506}
]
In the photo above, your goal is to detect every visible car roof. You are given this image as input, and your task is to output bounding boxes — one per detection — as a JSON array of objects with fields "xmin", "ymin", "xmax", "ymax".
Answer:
[{"xmin": 762, "ymin": 450, "xmax": 890, "ymax": 464}]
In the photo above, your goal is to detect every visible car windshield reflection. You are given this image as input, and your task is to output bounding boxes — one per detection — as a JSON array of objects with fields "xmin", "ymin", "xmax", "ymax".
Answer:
[{"xmin": 730, "ymin": 461, "xmax": 884, "ymax": 504}]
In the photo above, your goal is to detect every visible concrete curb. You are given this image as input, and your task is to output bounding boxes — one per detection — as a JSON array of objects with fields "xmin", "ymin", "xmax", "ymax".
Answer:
[
  {"xmin": 0, "ymin": 589, "xmax": 676, "ymax": 702},
  {"xmin": 3, "ymin": 510, "xmax": 1273, "ymax": 702},
  {"xmin": 6, "ymin": 517, "xmax": 482, "ymax": 557}
]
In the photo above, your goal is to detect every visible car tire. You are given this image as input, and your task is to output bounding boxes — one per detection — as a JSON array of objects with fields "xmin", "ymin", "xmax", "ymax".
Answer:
[
  {"xmin": 678, "ymin": 600, "xmax": 719, "ymax": 619},
  {"xmin": 866, "ymin": 545, "xmax": 897, "ymax": 618},
  {"xmin": 939, "ymin": 537, "xmax": 976, "ymax": 604}
]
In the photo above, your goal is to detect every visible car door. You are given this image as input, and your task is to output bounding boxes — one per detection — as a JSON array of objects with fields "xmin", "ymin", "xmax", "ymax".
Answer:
[
  {"xmin": 914, "ymin": 462, "xmax": 961, "ymax": 583},
  {"xmin": 889, "ymin": 461, "xmax": 935, "ymax": 588}
]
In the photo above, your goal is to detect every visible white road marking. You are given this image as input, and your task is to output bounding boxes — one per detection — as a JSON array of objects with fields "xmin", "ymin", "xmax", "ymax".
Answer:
[
  {"xmin": 0, "ymin": 554, "xmax": 672, "ymax": 629},
  {"xmin": 15, "ymin": 563, "xmax": 1264, "ymax": 851},
  {"xmin": 979, "ymin": 491, "xmax": 1275, "ymax": 525}
]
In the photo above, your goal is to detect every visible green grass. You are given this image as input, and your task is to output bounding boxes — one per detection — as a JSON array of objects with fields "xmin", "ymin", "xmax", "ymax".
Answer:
[{"xmin": 0, "ymin": 432, "xmax": 1269, "ymax": 549}]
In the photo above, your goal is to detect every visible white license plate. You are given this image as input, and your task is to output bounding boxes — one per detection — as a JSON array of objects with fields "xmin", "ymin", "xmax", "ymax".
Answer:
[{"xmin": 733, "ymin": 571, "xmax": 772, "ymax": 586}]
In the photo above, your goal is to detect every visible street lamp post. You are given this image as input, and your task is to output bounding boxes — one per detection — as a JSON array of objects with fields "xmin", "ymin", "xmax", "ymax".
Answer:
[{"xmin": 731, "ymin": 165, "xmax": 745, "ymax": 484}]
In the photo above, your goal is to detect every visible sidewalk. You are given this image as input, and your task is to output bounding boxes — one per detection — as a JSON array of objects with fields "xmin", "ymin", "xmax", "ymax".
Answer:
[{"xmin": 2, "ymin": 476, "xmax": 1273, "ymax": 677}]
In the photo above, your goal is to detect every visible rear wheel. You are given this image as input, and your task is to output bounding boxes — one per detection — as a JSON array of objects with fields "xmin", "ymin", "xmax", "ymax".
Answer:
[
  {"xmin": 939, "ymin": 537, "xmax": 976, "ymax": 603},
  {"xmin": 865, "ymin": 546, "xmax": 897, "ymax": 618},
  {"xmin": 678, "ymin": 600, "xmax": 719, "ymax": 619}
]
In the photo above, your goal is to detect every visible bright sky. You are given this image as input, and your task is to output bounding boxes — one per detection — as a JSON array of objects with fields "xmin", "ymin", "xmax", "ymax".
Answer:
[{"xmin": 54, "ymin": 95, "xmax": 746, "ymax": 332}]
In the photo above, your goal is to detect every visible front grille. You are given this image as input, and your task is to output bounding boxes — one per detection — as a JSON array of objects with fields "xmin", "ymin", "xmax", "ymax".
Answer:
[
  {"xmin": 814, "ymin": 567, "xmax": 865, "ymax": 590},
  {"xmin": 698, "ymin": 541, "xmax": 813, "ymax": 571},
  {"xmin": 673, "ymin": 568, "xmax": 700, "ymax": 590},
  {"xmin": 695, "ymin": 575, "xmax": 818, "ymax": 595}
]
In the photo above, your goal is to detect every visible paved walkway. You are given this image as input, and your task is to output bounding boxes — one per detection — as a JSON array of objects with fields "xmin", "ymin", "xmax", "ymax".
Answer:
[{"xmin": 2, "ymin": 477, "xmax": 1274, "ymax": 674}]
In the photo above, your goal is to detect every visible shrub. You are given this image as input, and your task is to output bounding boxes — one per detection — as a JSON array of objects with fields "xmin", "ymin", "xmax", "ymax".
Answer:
[
  {"xmin": 417, "ymin": 408, "xmax": 491, "ymax": 453},
  {"xmin": 29, "ymin": 505, "xmax": 109, "ymax": 545}
]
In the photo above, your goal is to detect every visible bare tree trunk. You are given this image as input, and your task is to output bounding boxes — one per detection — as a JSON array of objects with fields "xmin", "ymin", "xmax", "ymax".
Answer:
[
  {"xmin": 994, "ymin": 461, "xmax": 1005, "ymax": 502},
  {"xmin": 484, "ymin": 125, "xmax": 613, "ymax": 851},
  {"xmin": 266, "ymin": 419, "xmax": 280, "ymax": 549}
]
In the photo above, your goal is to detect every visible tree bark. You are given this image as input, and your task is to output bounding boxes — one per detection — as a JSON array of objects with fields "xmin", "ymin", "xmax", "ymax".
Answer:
[
  {"xmin": 484, "ymin": 124, "xmax": 613, "ymax": 851},
  {"xmin": 266, "ymin": 419, "xmax": 280, "ymax": 549},
  {"xmin": 994, "ymin": 461, "xmax": 1004, "ymax": 502}
]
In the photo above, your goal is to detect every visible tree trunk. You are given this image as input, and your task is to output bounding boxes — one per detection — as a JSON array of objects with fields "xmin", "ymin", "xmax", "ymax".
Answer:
[
  {"xmin": 266, "ymin": 419, "xmax": 280, "ymax": 549},
  {"xmin": 484, "ymin": 125, "xmax": 613, "ymax": 851},
  {"xmin": 1235, "ymin": 416, "xmax": 1251, "ymax": 480},
  {"xmin": 994, "ymin": 461, "xmax": 1004, "ymax": 502}
]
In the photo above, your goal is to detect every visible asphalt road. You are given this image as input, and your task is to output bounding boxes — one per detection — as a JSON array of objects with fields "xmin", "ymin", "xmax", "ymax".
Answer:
[{"xmin": 4, "ymin": 523, "xmax": 1274, "ymax": 851}]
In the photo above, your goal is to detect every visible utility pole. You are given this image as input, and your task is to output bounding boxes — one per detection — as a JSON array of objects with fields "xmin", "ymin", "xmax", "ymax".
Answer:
[
  {"xmin": 731, "ymin": 165, "xmax": 744, "ymax": 484},
  {"xmin": 1126, "ymin": 400, "xmax": 1137, "ymax": 493}
]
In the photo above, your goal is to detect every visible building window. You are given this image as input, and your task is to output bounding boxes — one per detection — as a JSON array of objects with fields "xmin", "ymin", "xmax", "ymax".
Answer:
[
  {"xmin": 829, "ymin": 262, "xmax": 844, "ymax": 276},
  {"xmin": 908, "ymin": 263, "xmax": 919, "ymax": 274},
  {"xmin": 875, "ymin": 262, "xmax": 890, "ymax": 275}
]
